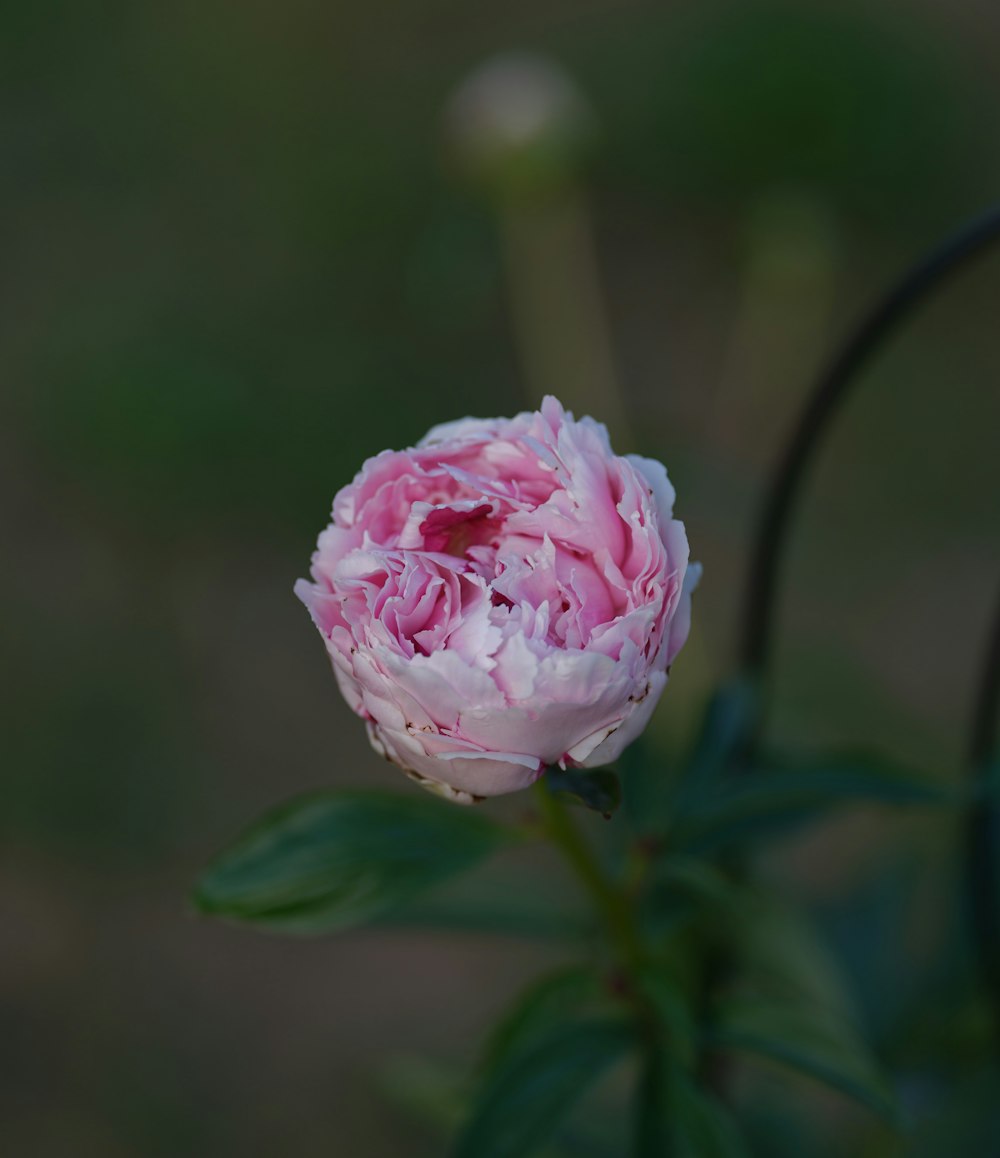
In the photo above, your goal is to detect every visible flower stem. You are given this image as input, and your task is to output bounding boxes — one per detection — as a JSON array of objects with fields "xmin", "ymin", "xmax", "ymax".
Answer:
[{"xmin": 533, "ymin": 776, "xmax": 643, "ymax": 971}]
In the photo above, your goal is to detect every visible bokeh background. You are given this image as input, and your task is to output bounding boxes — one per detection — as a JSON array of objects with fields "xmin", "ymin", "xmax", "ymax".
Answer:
[{"xmin": 5, "ymin": 0, "xmax": 1000, "ymax": 1153}]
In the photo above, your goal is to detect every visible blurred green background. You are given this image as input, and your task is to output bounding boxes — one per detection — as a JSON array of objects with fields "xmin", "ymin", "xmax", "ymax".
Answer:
[{"xmin": 4, "ymin": 0, "xmax": 1000, "ymax": 1153}]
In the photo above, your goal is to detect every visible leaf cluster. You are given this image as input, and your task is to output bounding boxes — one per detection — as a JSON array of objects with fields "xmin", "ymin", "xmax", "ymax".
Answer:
[{"xmin": 193, "ymin": 678, "xmax": 963, "ymax": 1154}]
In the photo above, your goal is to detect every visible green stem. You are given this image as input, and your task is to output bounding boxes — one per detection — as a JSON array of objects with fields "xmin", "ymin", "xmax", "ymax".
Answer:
[{"xmin": 533, "ymin": 776, "xmax": 644, "ymax": 971}]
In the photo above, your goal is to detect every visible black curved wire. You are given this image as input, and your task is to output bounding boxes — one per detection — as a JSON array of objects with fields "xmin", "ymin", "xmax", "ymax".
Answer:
[
  {"xmin": 967, "ymin": 583, "xmax": 1000, "ymax": 1045},
  {"xmin": 970, "ymin": 585, "xmax": 1000, "ymax": 779},
  {"xmin": 732, "ymin": 201, "xmax": 1000, "ymax": 1056},
  {"xmin": 690, "ymin": 205, "xmax": 1000, "ymax": 1102},
  {"xmin": 740, "ymin": 203, "xmax": 1000, "ymax": 676}
]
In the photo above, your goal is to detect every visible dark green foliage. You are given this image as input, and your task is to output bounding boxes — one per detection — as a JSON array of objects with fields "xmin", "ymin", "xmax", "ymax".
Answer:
[
  {"xmin": 635, "ymin": 1052, "xmax": 749, "ymax": 1158},
  {"xmin": 453, "ymin": 1019, "xmax": 634, "ymax": 1158},
  {"xmin": 709, "ymin": 894, "xmax": 899, "ymax": 1123},
  {"xmin": 481, "ymin": 966, "xmax": 613, "ymax": 1073},
  {"xmin": 672, "ymin": 751, "xmax": 956, "ymax": 853},
  {"xmin": 545, "ymin": 766, "xmax": 622, "ymax": 817},
  {"xmin": 709, "ymin": 996, "xmax": 897, "ymax": 1123},
  {"xmin": 194, "ymin": 790, "xmax": 518, "ymax": 932}
]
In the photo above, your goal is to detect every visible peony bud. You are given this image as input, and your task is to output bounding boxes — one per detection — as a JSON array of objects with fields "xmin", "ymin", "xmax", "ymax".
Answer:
[
  {"xmin": 445, "ymin": 52, "xmax": 597, "ymax": 199},
  {"xmin": 296, "ymin": 397, "xmax": 698, "ymax": 803}
]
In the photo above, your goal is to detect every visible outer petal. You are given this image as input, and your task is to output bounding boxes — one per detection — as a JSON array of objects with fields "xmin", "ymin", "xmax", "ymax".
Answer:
[
  {"xmin": 370, "ymin": 720, "xmax": 543, "ymax": 799},
  {"xmin": 626, "ymin": 452, "xmax": 677, "ymax": 521},
  {"xmin": 665, "ymin": 561, "xmax": 701, "ymax": 667},
  {"xmin": 575, "ymin": 668, "xmax": 667, "ymax": 768}
]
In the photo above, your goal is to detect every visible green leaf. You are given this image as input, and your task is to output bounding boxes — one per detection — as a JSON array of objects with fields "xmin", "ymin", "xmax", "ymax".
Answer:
[
  {"xmin": 685, "ymin": 681, "xmax": 760, "ymax": 782},
  {"xmin": 634, "ymin": 1050, "xmax": 748, "ymax": 1158},
  {"xmin": 633, "ymin": 1046, "xmax": 672, "ymax": 1158},
  {"xmin": 639, "ymin": 857, "xmax": 740, "ymax": 941},
  {"xmin": 670, "ymin": 1069, "xmax": 749, "ymax": 1158},
  {"xmin": 482, "ymin": 966, "xmax": 611, "ymax": 1072},
  {"xmin": 194, "ymin": 789, "xmax": 518, "ymax": 932},
  {"xmin": 673, "ymin": 751, "xmax": 955, "ymax": 853},
  {"xmin": 620, "ymin": 733, "xmax": 671, "ymax": 832},
  {"xmin": 662, "ymin": 680, "xmax": 761, "ymax": 828},
  {"xmin": 732, "ymin": 895, "xmax": 855, "ymax": 1016},
  {"xmin": 708, "ymin": 996, "xmax": 898, "ymax": 1123},
  {"xmin": 454, "ymin": 1019, "xmax": 633, "ymax": 1158},
  {"xmin": 651, "ymin": 858, "xmax": 739, "ymax": 910},
  {"xmin": 622, "ymin": 680, "xmax": 759, "ymax": 835},
  {"xmin": 544, "ymin": 766, "xmax": 622, "ymax": 816},
  {"xmin": 634, "ymin": 963, "xmax": 696, "ymax": 1062},
  {"xmin": 709, "ymin": 896, "xmax": 899, "ymax": 1122}
]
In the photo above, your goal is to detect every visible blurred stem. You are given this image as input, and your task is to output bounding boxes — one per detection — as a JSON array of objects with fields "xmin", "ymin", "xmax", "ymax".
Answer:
[
  {"xmin": 533, "ymin": 776, "xmax": 643, "ymax": 971},
  {"xmin": 533, "ymin": 779, "xmax": 673, "ymax": 1156},
  {"xmin": 739, "ymin": 204, "xmax": 1000, "ymax": 696},
  {"xmin": 633, "ymin": 1042, "xmax": 668, "ymax": 1157},
  {"xmin": 709, "ymin": 193, "xmax": 840, "ymax": 460},
  {"xmin": 966, "ymin": 580, "xmax": 1000, "ymax": 1047},
  {"xmin": 498, "ymin": 186, "xmax": 634, "ymax": 449}
]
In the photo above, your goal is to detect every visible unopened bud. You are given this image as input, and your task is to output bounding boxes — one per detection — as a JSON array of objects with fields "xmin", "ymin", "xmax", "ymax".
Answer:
[{"xmin": 446, "ymin": 52, "xmax": 596, "ymax": 198}]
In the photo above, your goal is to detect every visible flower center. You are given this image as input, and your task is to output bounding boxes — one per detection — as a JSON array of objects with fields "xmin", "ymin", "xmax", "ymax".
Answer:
[{"xmin": 420, "ymin": 503, "xmax": 502, "ymax": 560}]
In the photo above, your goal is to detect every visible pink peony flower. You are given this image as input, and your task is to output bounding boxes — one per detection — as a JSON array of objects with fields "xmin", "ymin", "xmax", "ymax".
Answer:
[{"xmin": 295, "ymin": 397, "xmax": 698, "ymax": 803}]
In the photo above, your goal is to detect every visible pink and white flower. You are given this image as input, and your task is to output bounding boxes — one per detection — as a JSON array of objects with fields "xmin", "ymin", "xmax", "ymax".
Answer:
[{"xmin": 296, "ymin": 396, "xmax": 697, "ymax": 802}]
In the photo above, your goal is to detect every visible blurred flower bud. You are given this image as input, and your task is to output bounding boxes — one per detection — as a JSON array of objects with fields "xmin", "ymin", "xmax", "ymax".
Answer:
[{"xmin": 445, "ymin": 52, "xmax": 597, "ymax": 199}]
